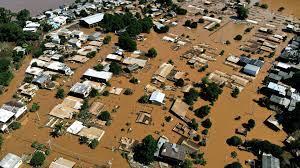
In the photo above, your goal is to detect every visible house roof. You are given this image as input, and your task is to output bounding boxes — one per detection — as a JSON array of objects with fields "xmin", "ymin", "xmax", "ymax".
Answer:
[
  {"xmin": 149, "ymin": 90, "xmax": 165, "ymax": 104},
  {"xmin": 49, "ymin": 157, "xmax": 76, "ymax": 168},
  {"xmin": 49, "ymin": 104, "xmax": 78, "ymax": 119},
  {"xmin": 70, "ymin": 82, "xmax": 92, "ymax": 95},
  {"xmin": 80, "ymin": 13, "xmax": 104, "ymax": 25},
  {"xmin": 154, "ymin": 63, "xmax": 174, "ymax": 80},
  {"xmin": 0, "ymin": 108, "xmax": 16, "ymax": 123},
  {"xmin": 89, "ymin": 102, "xmax": 104, "ymax": 115},
  {"xmin": 78, "ymin": 127, "xmax": 105, "ymax": 141},
  {"xmin": 0, "ymin": 153, "xmax": 22, "ymax": 168},
  {"xmin": 154, "ymin": 136, "xmax": 169, "ymax": 157},
  {"xmin": 262, "ymin": 153, "xmax": 280, "ymax": 168},
  {"xmin": 170, "ymin": 99, "xmax": 189, "ymax": 118},
  {"xmin": 267, "ymin": 82, "xmax": 287, "ymax": 96},
  {"xmin": 160, "ymin": 142, "xmax": 186, "ymax": 162},
  {"xmin": 122, "ymin": 57, "xmax": 147, "ymax": 67},
  {"xmin": 62, "ymin": 96, "xmax": 83, "ymax": 110},
  {"xmin": 106, "ymin": 54, "xmax": 122, "ymax": 61},
  {"xmin": 66, "ymin": 120, "xmax": 85, "ymax": 135},
  {"xmin": 83, "ymin": 69, "xmax": 113, "ymax": 82},
  {"xmin": 270, "ymin": 95, "xmax": 290, "ymax": 108}
]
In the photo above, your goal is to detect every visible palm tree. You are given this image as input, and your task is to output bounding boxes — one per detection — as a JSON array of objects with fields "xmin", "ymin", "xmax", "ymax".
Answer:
[{"xmin": 50, "ymin": 123, "xmax": 65, "ymax": 138}]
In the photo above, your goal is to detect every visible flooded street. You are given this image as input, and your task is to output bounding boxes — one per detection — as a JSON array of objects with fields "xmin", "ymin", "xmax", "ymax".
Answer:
[{"xmin": 260, "ymin": 0, "xmax": 300, "ymax": 17}]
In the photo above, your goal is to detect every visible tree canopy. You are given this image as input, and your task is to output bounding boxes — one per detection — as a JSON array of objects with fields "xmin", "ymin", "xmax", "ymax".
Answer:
[
  {"xmin": 133, "ymin": 135, "xmax": 157, "ymax": 165},
  {"xmin": 118, "ymin": 34, "xmax": 137, "ymax": 52},
  {"xmin": 30, "ymin": 151, "xmax": 46, "ymax": 167},
  {"xmin": 109, "ymin": 62, "xmax": 123, "ymax": 75},
  {"xmin": 201, "ymin": 82, "xmax": 222, "ymax": 102},
  {"xmin": 194, "ymin": 105, "xmax": 211, "ymax": 118},
  {"xmin": 236, "ymin": 6, "xmax": 248, "ymax": 20}
]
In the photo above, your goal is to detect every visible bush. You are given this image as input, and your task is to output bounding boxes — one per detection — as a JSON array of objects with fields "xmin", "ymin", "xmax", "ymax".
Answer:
[
  {"xmin": 98, "ymin": 111, "xmax": 111, "ymax": 121},
  {"xmin": 93, "ymin": 64, "xmax": 103, "ymax": 71},
  {"xmin": 188, "ymin": 118, "xmax": 199, "ymax": 130},
  {"xmin": 231, "ymin": 151, "xmax": 237, "ymax": 158},
  {"xmin": 89, "ymin": 139, "xmax": 99, "ymax": 149},
  {"xmin": 0, "ymin": 71, "xmax": 14, "ymax": 86},
  {"xmin": 193, "ymin": 134, "xmax": 200, "ymax": 141},
  {"xmin": 244, "ymin": 27, "xmax": 252, "ymax": 33},
  {"xmin": 226, "ymin": 136, "xmax": 242, "ymax": 146},
  {"xmin": 201, "ymin": 118, "xmax": 212, "ymax": 128},
  {"xmin": 9, "ymin": 121, "xmax": 21, "ymax": 130},
  {"xmin": 190, "ymin": 22, "xmax": 198, "ymax": 29},
  {"xmin": 202, "ymin": 129, "xmax": 208, "ymax": 135},
  {"xmin": 129, "ymin": 77, "xmax": 139, "ymax": 84},
  {"xmin": 79, "ymin": 136, "xmax": 89, "ymax": 144},
  {"xmin": 30, "ymin": 103, "xmax": 40, "ymax": 112},
  {"xmin": 247, "ymin": 119, "xmax": 256, "ymax": 129},
  {"xmin": 56, "ymin": 88, "xmax": 65, "ymax": 99},
  {"xmin": 219, "ymin": 50, "xmax": 225, "ymax": 56},
  {"xmin": 260, "ymin": 4, "xmax": 268, "ymax": 9},
  {"xmin": 30, "ymin": 151, "xmax": 46, "ymax": 167},
  {"xmin": 195, "ymin": 105, "xmax": 211, "ymax": 118},
  {"xmin": 154, "ymin": 25, "xmax": 169, "ymax": 33},
  {"xmin": 124, "ymin": 88, "xmax": 133, "ymax": 95},
  {"xmin": 102, "ymin": 90, "xmax": 109, "ymax": 96},
  {"xmin": 234, "ymin": 34, "xmax": 242, "ymax": 41},
  {"xmin": 165, "ymin": 116, "xmax": 172, "ymax": 122},
  {"xmin": 146, "ymin": 48, "xmax": 157, "ymax": 58},
  {"xmin": 103, "ymin": 35, "xmax": 112, "ymax": 44},
  {"xmin": 184, "ymin": 20, "xmax": 191, "ymax": 27},
  {"xmin": 175, "ymin": 78, "xmax": 185, "ymax": 87},
  {"xmin": 175, "ymin": 7, "xmax": 187, "ymax": 15},
  {"xmin": 24, "ymin": 75, "xmax": 34, "ymax": 83}
]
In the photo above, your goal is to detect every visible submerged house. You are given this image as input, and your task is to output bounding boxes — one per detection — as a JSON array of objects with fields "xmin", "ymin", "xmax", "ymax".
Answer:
[
  {"xmin": 83, "ymin": 69, "xmax": 113, "ymax": 83},
  {"xmin": 159, "ymin": 142, "xmax": 186, "ymax": 165}
]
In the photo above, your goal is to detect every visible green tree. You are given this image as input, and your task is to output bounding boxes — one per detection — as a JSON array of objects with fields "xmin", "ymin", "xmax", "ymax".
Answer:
[
  {"xmin": 79, "ymin": 136, "xmax": 89, "ymax": 144},
  {"xmin": 103, "ymin": 35, "xmax": 112, "ymax": 44},
  {"xmin": 109, "ymin": 62, "xmax": 122, "ymax": 75},
  {"xmin": 181, "ymin": 159, "xmax": 193, "ymax": 168},
  {"xmin": 247, "ymin": 119, "xmax": 255, "ymax": 129},
  {"xmin": 188, "ymin": 118, "xmax": 199, "ymax": 130},
  {"xmin": 86, "ymin": 51, "xmax": 96, "ymax": 58},
  {"xmin": 89, "ymin": 88, "xmax": 99, "ymax": 98},
  {"xmin": 9, "ymin": 121, "xmax": 21, "ymax": 130},
  {"xmin": 202, "ymin": 118, "xmax": 212, "ymax": 128},
  {"xmin": 98, "ymin": 111, "xmax": 111, "ymax": 121},
  {"xmin": 194, "ymin": 105, "xmax": 211, "ymax": 118},
  {"xmin": 16, "ymin": 9, "xmax": 31, "ymax": 27},
  {"xmin": 0, "ymin": 8, "xmax": 12, "ymax": 23},
  {"xmin": 225, "ymin": 162, "xmax": 242, "ymax": 168},
  {"xmin": 124, "ymin": 88, "xmax": 133, "ymax": 95},
  {"xmin": 30, "ymin": 151, "xmax": 46, "ymax": 167},
  {"xmin": 175, "ymin": 78, "xmax": 185, "ymax": 87},
  {"xmin": 260, "ymin": 4, "xmax": 268, "ymax": 9},
  {"xmin": 243, "ymin": 139, "xmax": 283, "ymax": 158},
  {"xmin": 138, "ymin": 95, "xmax": 149, "ymax": 104},
  {"xmin": 133, "ymin": 135, "xmax": 157, "ymax": 165},
  {"xmin": 30, "ymin": 103, "xmax": 40, "ymax": 112},
  {"xmin": 118, "ymin": 34, "xmax": 137, "ymax": 52},
  {"xmin": 184, "ymin": 88, "xmax": 199, "ymax": 105},
  {"xmin": 234, "ymin": 34, "xmax": 242, "ymax": 41},
  {"xmin": 56, "ymin": 88, "xmax": 65, "ymax": 99},
  {"xmin": 146, "ymin": 48, "xmax": 157, "ymax": 58},
  {"xmin": 89, "ymin": 139, "xmax": 99, "ymax": 149},
  {"xmin": 231, "ymin": 87, "xmax": 240, "ymax": 98},
  {"xmin": 140, "ymin": 17, "xmax": 153, "ymax": 33},
  {"xmin": 236, "ymin": 6, "xmax": 248, "ymax": 20},
  {"xmin": 93, "ymin": 64, "xmax": 104, "ymax": 71},
  {"xmin": 226, "ymin": 136, "xmax": 242, "ymax": 146},
  {"xmin": 50, "ymin": 123, "xmax": 65, "ymax": 138},
  {"xmin": 201, "ymin": 83, "xmax": 222, "ymax": 102}
]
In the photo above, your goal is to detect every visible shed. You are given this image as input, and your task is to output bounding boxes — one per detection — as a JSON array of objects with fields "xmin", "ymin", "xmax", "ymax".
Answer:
[
  {"xmin": 66, "ymin": 120, "xmax": 84, "ymax": 135},
  {"xmin": 149, "ymin": 90, "xmax": 165, "ymax": 104},
  {"xmin": 0, "ymin": 153, "xmax": 22, "ymax": 168},
  {"xmin": 49, "ymin": 157, "xmax": 76, "ymax": 168},
  {"xmin": 243, "ymin": 64, "xmax": 260, "ymax": 76}
]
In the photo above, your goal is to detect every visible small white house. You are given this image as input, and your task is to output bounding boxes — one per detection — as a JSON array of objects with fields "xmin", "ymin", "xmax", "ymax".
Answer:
[{"xmin": 149, "ymin": 90, "xmax": 165, "ymax": 105}]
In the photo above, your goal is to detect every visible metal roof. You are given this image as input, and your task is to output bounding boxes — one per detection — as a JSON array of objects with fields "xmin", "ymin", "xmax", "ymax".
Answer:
[
  {"xmin": 262, "ymin": 153, "xmax": 280, "ymax": 168},
  {"xmin": 80, "ymin": 13, "xmax": 104, "ymax": 25},
  {"xmin": 0, "ymin": 153, "xmax": 22, "ymax": 168}
]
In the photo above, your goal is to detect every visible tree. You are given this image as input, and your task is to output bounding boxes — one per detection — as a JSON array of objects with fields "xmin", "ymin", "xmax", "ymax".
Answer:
[
  {"xmin": 184, "ymin": 20, "xmax": 191, "ymax": 27},
  {"xmin": 234, "ymin": 34, "xmax": 242, "ymax": 41},
  {"xmin": 231, "ymin": 87, "xmax": 240, "ymax": 98},
  {"xmin": 93, "ymin": 64, "xmax": 104, "ymax": 71},
  {"xmin": 190, "ymin": 22, "xmax": 198, "ymax": 29},
  {"xmin": 188, "ymin": 118, "xmax": 199, "ymax": 130},
  {"xmin": 32, "ymin": 48, "xmax": 43, "ymax": 58},
  {"xmin": 9, "ymin": 122, "xmax": 21, "ymax": 130},
  {"xmin": 236, "ymin": 6, "xmax": 248, "ymax": 20},
  {"xmin": 182, "ymin": 159, "xmax": 193, "ymax": 168},
  {"xmin": 260, "ymin": 4, "xmax": 268, "ymax": 9},
  {"xmin": 184, "ymin": 88, "xmax": 199, "ymax": 105},
  {"xmin": 194, "ymin": 105, "xmax": 211, "ymax": 118},
  {"xmin": 124, "ymin": 88, "xmax": 133, "ymax": 95},
  {"xmin": 231, "ymin": 151, "xmax": 237, "ymax": 158},
  {"xmin": 243, "ymin": 139, "xmax": 283, "ymax": 158},
  {"xmin": 79, "ymin": 136, "xmax": 89, "ymax": 144},
  {"xmin": 30, "ymin": 103, "xmax": 40, "ymax": 112},
  {"xmin": 198, "ymin": 18, "xmax": 205, "ymax": 23},
  {"xmin": 89, "ymin": 88, "xmax": 99, "ymax": 97},
  {"xmin": 138, "ymin": 95, "xmax": 149, "ymax": 104},
  {"xmin": 0, "ymin": 8, "xmax": 13, "ymax": 24},
  {"xmin": 98, "ymin": 111, "xmax": 111, "ymax": 121},
  {"xmin": 51, "ymin": 123, "xmax": 65, "ymax": 138},
  {"xmin": 140, "ymin": 17, "xmax": 153, "ymax": 33},
  {"xmin": 56, "ymin": 88, "xmax": 65, "ymax": 99},
  {"xmin": 103, "ymin": 35, "xmax": 112, "ymax": 44},
  {"xmin": 226, "ymin": 136, "xmax": 242, "ymax": 146},
  {"xmin": 86, "ymin": 51, "xmax": 96, "ymax": 58},
  {"xmin": 154, "ymin": 25, "xmax": 169, "ymax": 33},
  {"xmin": 133, "ymin": 135, "xmax": 157, "ymax": 165},
  {"xmin": 175, "ymin": 7, "xmax": 187, "ymax": 15},
  {"xmin": 225, "ymin": 162, "xmax": 242, "ymax": 168},
  {"xmin": 109, "ymin": 62, "xmax": 122, "ymax": 75},
  {"xmin": 247, "ymin": 119, "xmax": 255, "ymax": 129},
  {"xmin": 146, "ymin": 48, "xmax": 157, "ymax": 58},
  {"xmin": 89, "ymin": 139, "xmax": 99, "ymax": 149},
  {"xmin": 201, "ymin": 83, "xmax": 222, "ymax": 102},
  {"xmin": 202, "ymin": 118, "xmax": 212, "ymax": 128},
  {"xmin": 129, "ymin": 77, "xmax": 139, "ymax": 84},
  {"xmin": 16, "ymin": 9, "xmax": 31, "ymax": 27},
  {"xmin": 118, "ymin": 34, "xmax": 137, "ymax": 52},
  {"xmin": 30, "ymin": 151, "xmax": 46, "ymax": 167},
  {"xmin": 175, "ymin": 78, "xmax": 185, "ymax": 87}
]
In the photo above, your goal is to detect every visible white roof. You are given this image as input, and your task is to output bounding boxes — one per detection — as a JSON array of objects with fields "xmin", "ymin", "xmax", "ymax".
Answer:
[
  {"xmin": 80, "ymin": 13, "xmax": 104, "ymax": 25},
  {"xmin": 0, "ymin": 153, "xmax": 22, "ymax": 168},
  {"xmin": 49, "ymin": 157, "xmax": 76, "ymax": 168},
  {"xmin": 0, "ymin": 108, "xmax": 15, "ymax": 123},
  {"xmin": 122, "ymin": 57, "xmax": 147, "ymax": 67},
  {"xmin": 26, "ymin": 66, "xmax": 44, "ymax": 76},
  {"xmin": 149, "ymin": 90, "xmax": 165, "ymax": 104},
  {"xmin": 67, "ymin": 120, "xmax": 85, "ymax": 135},
  {"xmin": 83, "ymin": 69, "xmax": 113, "ymax": 81},
  {"xmin": 267, "ymin": 82, "xmax": 287, "ymax": 96},
  {"xmin": 276, "ymin": 62, "xmax": 291, "ymax": 69},
  {"xmin": 106, "ymin": 54, "xmax": 122, "ymax": 61}
]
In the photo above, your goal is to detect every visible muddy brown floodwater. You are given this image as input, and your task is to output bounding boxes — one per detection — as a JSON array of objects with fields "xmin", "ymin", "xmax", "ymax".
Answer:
[{"xmin": 260, "ymin": 0, "xmax": 300, "ymax": 17}]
